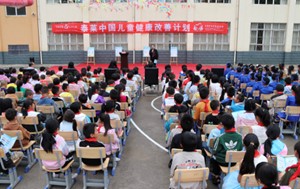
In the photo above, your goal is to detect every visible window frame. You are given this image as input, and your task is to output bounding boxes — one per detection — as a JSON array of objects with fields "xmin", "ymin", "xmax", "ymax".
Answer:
[
  {"xmin": 90, "ymin": 33, "xmax": 128, "ymax": 50},
  {"xmin": 194, "ymin": 0, "xmax": 231, "ymax": 3},
  {"xmin": 253, "ymin": 0, "xmax": 287, "ymax": 4},
  {"xmin": 149, "ymin": 33, "xmax": 187, "ymax": 50},
  {"xmin": 8, "ymin": 45, "xmax": 29, "ymax": 54},
  {"xmin": 46, "ymin": 0, "xmax": 83, "ymax": 4},
  {"xmin": 292, "ymin": 24, "xmax": 300, "ymax": 51},
  {"xmin": 6, "ymin": 6, "xmax": 26, "ymax": 16}
]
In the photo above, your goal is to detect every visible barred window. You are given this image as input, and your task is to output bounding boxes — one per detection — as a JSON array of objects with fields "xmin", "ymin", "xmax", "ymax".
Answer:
[
  {"xmin": 194, "ymin": 0, "xmax": 231, "ymax": 3},
  {"xmin": 149, "ymin": 33, "xmax": 187, "ymax": 50},
  {"xmin": 193, "ymin": 24, "xmax": 230, "ymax": 51},
  {"xmin": 90, "ymin": 34, "xmax": 128, "ymax": 50},
  {"xmin": 8, "ymin": 45, "xmax": 29, "ymax": 54},
  {"xmin": 6, "ymin": 7, "xmax": 26, "ymax": 16},
  {"xmin": 47, "ymin": 23, "xmax": 83, "ymax": 51},
  {"xmin": 250, "ymin": 23, "xmax": 286, "ymax": 51},
  {"xmin": 253, "ymin": 0, "xmax": 287, "ymax": 4},
  {"xmin": 292, "ymin": 24, "xmax": 300, "ymax": 51}
]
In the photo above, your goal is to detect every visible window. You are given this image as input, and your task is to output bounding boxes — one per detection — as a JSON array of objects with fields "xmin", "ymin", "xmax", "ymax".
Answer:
[
  {"xmin": 47, "ymin": 0, "xmax": 82, "ymax": 4},
  {"xmin": 90, "ymin": 0, "xmax": 127, "ymax": 3},
  {"xmin": 8, "ymin": 45, "xmax": 29, "ymax": 54},
  {"xmin": 250, "ymin": 23, "xmax": 286, "ymax": 51},
  {"xmin": 194, "ymin": 0, "xmax": 231, "ymax": 3},
  {"xmin": 193, "ymin": 34, "xmax": 230, "ymax": 51},
  {"xmin": 6, "ymin": 7, "xmax": 26, "ymax": 16},
  {"xmin": 90, "ymin": 34, "xmax": 128, "ymax": 50},
  {"xmin": 47, "ymin": 23, "xmax": 83, "ymax": 51},
  {"xmin": 149, "ymin": 33, "xmax": 187, "ymax": 50},
  {"xmin": 253, "ymin": 0, "xmax": 287, "ymax": 4},
  {"xmin": 292, "ymin": 24, "xmax": 300, "ymax": 51}
]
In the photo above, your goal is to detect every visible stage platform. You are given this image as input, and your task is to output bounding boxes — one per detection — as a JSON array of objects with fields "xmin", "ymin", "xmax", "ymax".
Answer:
[{"xmin": 49, "ymin": 63, "xmax": 226, "ymax": 77}]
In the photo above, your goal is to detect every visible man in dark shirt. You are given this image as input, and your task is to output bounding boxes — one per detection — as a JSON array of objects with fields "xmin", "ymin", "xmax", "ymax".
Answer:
[{"xmin": 79, "ymin": 123, "xmax": 105, "ymax": 166}]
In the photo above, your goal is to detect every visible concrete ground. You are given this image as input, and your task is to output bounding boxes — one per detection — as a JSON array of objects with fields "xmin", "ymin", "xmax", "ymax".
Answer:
[{"xmin": 9, "ymin": 92, "xmax": 299, "ymax": 189}]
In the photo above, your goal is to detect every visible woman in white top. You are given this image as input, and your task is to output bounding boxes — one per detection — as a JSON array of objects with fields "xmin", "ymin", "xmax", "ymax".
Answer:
[
  {"xmin": 223, "ymin": 133, "xmax": 268, "ymax": 189},
  {"xmin": 251, "ymin": 108, "xmax": 270, "ymax": 145}
]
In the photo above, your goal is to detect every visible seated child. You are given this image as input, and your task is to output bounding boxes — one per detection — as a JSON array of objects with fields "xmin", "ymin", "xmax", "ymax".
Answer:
[
  {"xmin": 162, "ymin": 87, "xmax": 176, "ymax": 116},
  {"xmin": 41, "ymin": 118, "xmax": 74, "ymax": 171},
  {"xmin": 259, "ymin": 125, "xmax": 287, "ymax": 157},
  {"xmin": 221, "ymin": 87, "xmax": 235, "ymax": 109},
  {"xmin": 169, "ymin": 132, "xmax": 206, "ymax": 189},
  {"xmin": 87, "ymin": 84, "xmax": 104, "ymax": 104},
  {"xmin": 222, "ymin": 133, "xmax": 267, "ymax": 189},
  {"xmin": 79, "ymin": 123, "xmax": 106, "ymax": 166},
  {"xmin": 168, "ymin": 94, "xmax": 188, "ymax": 114},
  {"xmin": 251, "ymin": 108, "xmax": 270, "ymax": 145},
  {"xmin": 59, "ymin": 83, "xmax": 75, "ymax": 104},
  {"xmin": 204, "ymin": 100, "xmax": 221, "ymax": 125},
  {"xmin": 3, "ymin": 108, "xmax": 30, "ymax": 148},
  {"xmin": 37, "ymin": 86, "xmax": 60, "ymax": 115},
  {"xmin": 70, "ymin": 102, "xmax": 91, "ymax": 124},
  {"xmin": 236, "ymin": 99, "xmax": 258, "ymax": 128},
  {"xmin": 33, "ymin": 84, "xmax": 42, "ymax": 101},
  {"xmin": 210, "ymin": 113, "xmax": 243, "ymax": 185},
  {"xmin": 193, "ymin": 87, "xmax": 212, "ymax": 125},
  {"xmin": 21, "ymin": 99, "xmax": 45, "ymax": 132},
  {"xmin": 268, "ymin": 84, "xmax": 287, "ymax": 118},
  {"xmin": 284, "ymin": 77, "xmax": 292, "ymax": 95},
  {"xmin": 280, "ymin": 141, "xmax": 300, "ymax": 185},
  {"xmin": 97, "ymin": 114, "xmax": 120, "ymax": 157},
  {"xmin": 229, "ymin": 94, "xmax": 245, "ymax": 112}
]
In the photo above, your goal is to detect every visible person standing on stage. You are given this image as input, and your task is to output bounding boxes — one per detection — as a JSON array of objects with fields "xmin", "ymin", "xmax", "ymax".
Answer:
[{"xmin": 149, "ymin": 45, "xmax": 159, "ymax": 65}]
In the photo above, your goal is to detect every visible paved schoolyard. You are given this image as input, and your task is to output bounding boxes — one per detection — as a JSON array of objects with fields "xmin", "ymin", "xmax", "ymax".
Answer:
[{"xmin": 12, "ymin": 93, "xmax": 298, "ymax": 189}]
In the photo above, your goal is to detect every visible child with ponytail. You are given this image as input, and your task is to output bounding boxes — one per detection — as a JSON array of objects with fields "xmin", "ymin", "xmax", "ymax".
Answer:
[
  {"xmin": 260, "ymin": 125, "xmax": 288, "ymax": 157},
  {"xmin": 223, "ymin": 133, "xmax": 267, "ymax": 189},
  {"xmin": 41, "ymin": 118, "xmax": 74, "ymax": 170}
]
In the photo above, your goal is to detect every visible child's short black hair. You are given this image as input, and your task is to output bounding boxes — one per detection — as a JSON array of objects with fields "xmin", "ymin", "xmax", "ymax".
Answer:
[
  {"xmin": 79, "ymin": 94, "xmax": 88, "ymax": 104},
  {"xmin": 109, "ymin": 89, "xmax": 119, "ymax": 101},
  {"xmin": 63, "ymin": 109, "xmax": 75, "ymax": 123},
  {"xmin": 107, "ymin": 80, "xmax": 115, "ymax": 85},
  {"xmin": 34, "ymin": 84, "xmax": 43, "ymax": 94},
  {"xmin": 174, "ymin": 94, "xmax": 184, "ymax": 104},
  {"xmin": 41, "ymin": 86, "xmax": 49, "ymax": 94},
  {"xmin": 285, "ymin": 77, "xmax": 292, "ymax": 85},
  {"xmin": 220, "ymin": 113, "xmax": 235, "ymax": 130},
  {"xmin": 83, "ymin": 123, "xmax": 97, "ymax": 139},
  {"xmin": 181, "ymin": 132, "xmax": 198, "ymax": 152},
  {"xmin": 24, "ymin": 89, "xmax": 33, "ymax": 97},
  {"xmin": 58, "ymin": 66, "xmax": 63, "ymax": 71},
  {"xmin": 199, "ymin": 87, "xmax": 209, "ymax": 99},
  {"xmin": 168, "ymin": 80, "xmax": 177, "ymax": 89},
  {"xmin": 32, "ymin": 74, "xmax": 39, "ymax": 80},
  {"xmin": 244, "ymin": 99, "xmax": 256, "ymax": 112},
  {"xmin": 5, "ymin": 108, "xmax": 17, "ymax": 121},
  {"xmin": 210, "ymin": 100, "xmax": 220, "ymax": 111},
  {"xmin": 52, "ymin": 86, "xmax": 59, "ymax": 95},
  {"xmin": 263, "ymin": 77, "xmax": 270, "ymax": 85},
  {"xmin": 166, "ymin": 87, "xmax": 175, "ymax": 96},
  {"xmin": 104, "ymin": 100, "xmax": 115, "ymax": 112},
  {"xmin": 10, "ymin": 77, "xmax": 16, "ymax": 84},
  {"xmin": 193, "ymin": 75, "xmax": 200, "ymax": 84},
  {"xmin": 211, "ymin": 74, "xmax": 219, "ymax": 83},
  {"xmin": 62, "ymin": 83, "xmax": 69, "ymax": 91},
  {"xmin": 100, "ymin": 81, "xmax": 107, "ymax": 89},
  {"xmin": 196, "ymin": 64, "xmax": 202, "ymax": 71},
  {"xmin": 119, "ymin": 78, "xmax": 126, "ymax": 85},
  {"xmin": 7, "ymin": 86, "xmax": 15, "ymax": 94},
  {"xmin": 53, "ymin": 78, "xmax": 60, "ymax": 85},
  {"xmin": 227, "ymin": 87, "xmax": 235, "ymax": 97},
  {"xmin": 40, "ymin": 75, "xmax": 46, "ymax": 80},
  {"xmin": 236, "ymin": 94, "xmax": 245, "ymax": 102},
  {"xmin": 275, "ymin": 84, "xmax": 284, "ymax": 92},
  {"xmin": 70, "ymin": 102, "xmax": 81, "ymax": 113},
  {"xmin": 180, "ymin": 114, "xmax": 193, "ymax": 131},
  {"xmin": 127, "ymin": 71, "xmax": 134, "ymax": 79}
]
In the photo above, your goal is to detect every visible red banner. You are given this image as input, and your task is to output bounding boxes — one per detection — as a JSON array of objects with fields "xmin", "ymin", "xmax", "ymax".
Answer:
[{"xmin": 52, "ymin": 22, "xmax": 228, "ymax": 34}]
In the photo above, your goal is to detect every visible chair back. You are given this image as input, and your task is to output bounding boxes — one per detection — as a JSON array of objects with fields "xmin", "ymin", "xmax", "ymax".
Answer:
[
  {"xmin": 225, "ymin": 151, "xmax": 245, "ymax": 163},
  {"xmin": 260, "ymin": 93, "xmax": 274, "ymax": 101},
  {"xmin": 286, "ymin": 106, "xmax": 300, "ymax": 116},
  {"xmin": 199, "ymin": 112, "xmax": 210, "ymax": 121},
  {"xmin": 97, "ymin": 133, "xmax": 114, "ymax": 144},
  {"xmin": 0, "ymin": 147, "xmax": 5, "ymax": 158},
  {"xmin": 115, "ymin": 111, "xmax": 126, "ymax": 120},
  {"xmin": 273, "ymin": 99, "xmax": 286, "ymax": 108},
  {"xmin": 240, "ymin": 83, "xmax": 247, "ymax": 90},
  {"xmin": 165, "ymin": 106, "xmax": 172, "ymax": 113},
  {"xmin": 81, "ymin": 109, "xmax": 96, "ymax": 118},
  {"xmin": 171, "ymin": 148, "xmax": 202, "ymax": 158},
  {"xmin": 19, "ymin": 116, "xmax": 39, "ymax": 125},
  {"xmin": 120, "ymin": 102, "xmax": 128, "ymax": 111},
  {"xmin": 69, "ymin": 90, "xmax": 79, "ymax": 99},
  {"xmin": 240, "ymin": 174, "xmax": 262, "ymax": 188},
  {"xmin": 34, "ymin": 148, "xmax": 64, "ymax": 162},
  {"xmin": 246, "ymin": 87, "xmax": 253, "ymax": 93},
  {"xmin": 62, "ymin": 96, "xmax": 73, "ymax": 104},
  {"xmin": 58, "ymin": 131, "xmax": 78, "ymax": 141},
  {"xmin": 91, "ymin": 103, "xmax": 102, "ymax": 111},
  {"xmin": 36, "ymin": 105, "xmax": 55, "ymax": 114},
  {"xmin": 55, "ymin": 101, "xmax": 65, "ymax": 109},
  {"xmin": 237, "ymin": 126, "xmax": 253, "ymax": 137},
  {"xmin": 76, "ymin": 147, "xmax": 106, "ymax": 159},
  {"xmin": 174, "ymin": 168, "xmax": 209, "ymax": 189},
  {"xmin": 203, "ymin": 124, "xmax": 218, "ymax": 135},
  {"xmin": 170, "ymin": 123, "xmax": 178, "ymax": 131},
  {"xmin": 16, "ymin": 91, "xmax": 23, "ymax": 99},
  {"xmin": 164, "ymin": 112, "xmax": 178, "ymax": 121},
  {"xmin": 110, "ymin": 119, "xmax": 122, "ymax": 129},
  {"xmin": 252, "ymin": 90, "xmax": 260, "ymax": 98},
  {"xmin": 1, "ymin": 130, "xmax": 23, "ymax": 140}
]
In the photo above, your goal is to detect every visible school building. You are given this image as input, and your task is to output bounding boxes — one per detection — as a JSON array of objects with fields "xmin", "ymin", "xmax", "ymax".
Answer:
[{"xmin": 0, "ymin": 0, "xmax": 300, "ymax": 65}]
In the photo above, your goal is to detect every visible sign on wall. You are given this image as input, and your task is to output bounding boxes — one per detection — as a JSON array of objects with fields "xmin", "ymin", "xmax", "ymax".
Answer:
[
  {"xmin": 87, "ymin": 47, "xmax": 95, "ymax": 57},
  {"xmin": 170, "ymin": 47, "xmax": 178, "ymax": 57},
  {"xmin": 115, "ymin": 46, "xmax": 122, "ymax": 57},
  {"xmin": 52, "ymin": 22, "xmax": 228, "ymax": 34},
  {"xmin": 143, "ymin": 46, "xmax": 150, "ymax": 57}
]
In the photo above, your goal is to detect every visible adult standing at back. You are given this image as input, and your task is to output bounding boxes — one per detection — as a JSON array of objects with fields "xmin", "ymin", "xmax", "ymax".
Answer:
[{"xmin": 149, "ymin": 45, "xmax": 159, "ymax": 65}]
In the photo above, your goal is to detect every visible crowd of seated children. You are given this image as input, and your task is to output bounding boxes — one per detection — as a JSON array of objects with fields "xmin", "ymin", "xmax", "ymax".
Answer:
[
  {"xmin": 259, "ymin": 125, "xmax": 288, "ymax": 157},
  {"xmin": 79, "ymin": 123, "xmax": 106, "ymax": 166},
  {"xmin": 223, "ymin": 133, "xmax": 267, "ymax": 189},
  {"xmin": 3, "ymin": 108, "xmax": 30, "ymax": 148},
  {"xmin": 210, "ymin": 114, "xmax": 243, "ymax": 185},
  {"xmin": 97, "ymin": 114, "xmax": 120, "ymax": 159},
  {"xmin": 37, "ymin": 86, "xmax": 60, "ymax": 116},
  {"xmin": 40, "ymin": 118, "xmax": 76, "ymax": 178},
  {"xmin": 169, "ymin": 132, "xmax": 206, "ymax": 189},
  {"xmin": 251, "ymin": 107, "xmax": 271, "ymax": 145},
  {"xmin": 235, "ymin": 99, "xmax": 257, "ymax": 128}
]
